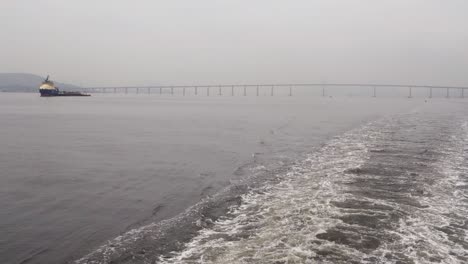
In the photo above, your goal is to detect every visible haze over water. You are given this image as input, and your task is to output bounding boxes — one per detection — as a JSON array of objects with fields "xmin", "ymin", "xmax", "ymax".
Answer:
[
  {"xmin": 1, "ymin": 93, "xmax": 467, "ymax": 263},
  {"xmin": 2, "ymin": 1, "xmax": 468, "ymax": 87}
]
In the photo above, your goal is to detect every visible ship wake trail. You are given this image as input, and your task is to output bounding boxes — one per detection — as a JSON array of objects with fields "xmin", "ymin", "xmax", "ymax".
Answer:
[{"xmin": 160, "ymin": 113, "xmax": 468, "ymax": 264}]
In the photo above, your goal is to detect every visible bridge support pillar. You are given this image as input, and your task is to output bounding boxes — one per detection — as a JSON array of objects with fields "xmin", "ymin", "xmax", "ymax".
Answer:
[
  {"xmin": 373, "ymin": 86, "xmax": 376, "ymax": 97},
  {"xmin": 408, "ymin": 87, "xmax": 412, "ymax": 98},
  {"xmin": 219, "ymin": 86, "xmax": 222, "ymax": 96},
  {"xmin": 271, "ymin": 85, "xmax": 274, "ymax": 96},
  {"xmin": 289, "ymin": 86, "xmax": 292, "ymax": 96},
  {"xmin": 195, "ymin": 86, "xmax": 198, "ymax": 95},
  {"xmin": 446, "ymin": 88, "xmax": 449, "ymax": 98},
  {"xmin": 243, "ymin": 85, "xmax": 246, "ymax": 96}
]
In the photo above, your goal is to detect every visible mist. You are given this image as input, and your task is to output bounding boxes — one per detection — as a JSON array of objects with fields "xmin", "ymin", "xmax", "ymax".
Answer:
[{"xmin": 1, "ymin": 0, "xmax": 468, "ymax": 87}]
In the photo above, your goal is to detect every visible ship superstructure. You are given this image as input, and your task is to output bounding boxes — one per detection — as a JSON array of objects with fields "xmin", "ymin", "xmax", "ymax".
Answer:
[{"xmin": 39, "ymin": 75, "xmax": 60, "ymax": 96}]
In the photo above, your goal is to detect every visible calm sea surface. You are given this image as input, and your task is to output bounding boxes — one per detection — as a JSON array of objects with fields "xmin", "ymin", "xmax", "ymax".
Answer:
[{"xmin": 0, "ymin": 93, "xmax": 466, "ymax": 263}]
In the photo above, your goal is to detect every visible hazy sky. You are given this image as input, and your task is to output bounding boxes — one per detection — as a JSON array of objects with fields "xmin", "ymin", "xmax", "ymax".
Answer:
[{"xmin": 1, "ymin": 0, "xmax": 468, "ymax": 87}]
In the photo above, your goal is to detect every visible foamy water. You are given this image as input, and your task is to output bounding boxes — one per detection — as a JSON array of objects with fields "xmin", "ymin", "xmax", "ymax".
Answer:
[{"xmin": 155, "ymin": 113, "xmax": 468, "ymax": 264}]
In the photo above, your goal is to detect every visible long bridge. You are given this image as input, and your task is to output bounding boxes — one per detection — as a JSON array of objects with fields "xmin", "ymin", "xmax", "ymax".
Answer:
[{"xmin": 81, "ymin": 83, "xmax": 468, "ymax": 98}]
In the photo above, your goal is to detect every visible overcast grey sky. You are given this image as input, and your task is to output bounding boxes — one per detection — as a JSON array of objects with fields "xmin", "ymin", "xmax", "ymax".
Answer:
[{"xmin": 1, "ymin": 0, "xmax": 467, "ymax": 86}]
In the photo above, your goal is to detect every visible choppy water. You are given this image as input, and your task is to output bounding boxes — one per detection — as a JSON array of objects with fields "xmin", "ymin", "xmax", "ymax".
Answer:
[{"xmin": 1, "ymin": 94, "xmax": 467, "ymax": 263}]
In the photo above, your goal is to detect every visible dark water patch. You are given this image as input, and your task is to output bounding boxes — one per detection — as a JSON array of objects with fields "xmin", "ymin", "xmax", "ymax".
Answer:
[
  {"xmin": 331, "ymin": 199, "xmax": 394, "ymax": 211},
  {"xmin": 436, "ymin": 223, "xmax": 468, "ymax": 250},
  {"xmin": 152, "ymin": 204, "xmax": 165, "ymax": 216},
  {"xmin": 338, "ymin": 212, "xmax": 398, "ymax": 229},
  {"xmin": 199, "ymin": 185, "xmax": 214, "ymax": 197},
  {"xmin": 316, "ymin": 227, "xmax": 381, "ymax": 251},
  {"xmin": 383, "ymin": 252, "xmax": 416, "ymax": 264},
  {"xmin": 313, "ymin": 249, "xmax": 362, "ymax": 264}
]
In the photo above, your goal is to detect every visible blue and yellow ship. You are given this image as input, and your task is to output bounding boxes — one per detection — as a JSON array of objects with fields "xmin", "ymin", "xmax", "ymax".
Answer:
[{"xmin": 39, "ymin": 76, "xmax": 90, "ymax": 97}]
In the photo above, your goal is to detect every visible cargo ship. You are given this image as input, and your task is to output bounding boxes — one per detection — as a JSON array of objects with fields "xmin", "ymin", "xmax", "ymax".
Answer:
[{"xmin": 39, "ymin": 76, "xmax": 90, "ymax": 97}]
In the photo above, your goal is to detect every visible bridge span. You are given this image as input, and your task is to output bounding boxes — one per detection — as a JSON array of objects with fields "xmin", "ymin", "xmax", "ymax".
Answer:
[{"xmin": 81, "ymin": 83, "xmax": 467, "ymax": 98}]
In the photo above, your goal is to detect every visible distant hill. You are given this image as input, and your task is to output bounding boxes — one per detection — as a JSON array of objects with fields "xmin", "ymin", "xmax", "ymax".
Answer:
[{"xmin": 0, "ymin": 73, "xmax": 81, "ymax": 92}]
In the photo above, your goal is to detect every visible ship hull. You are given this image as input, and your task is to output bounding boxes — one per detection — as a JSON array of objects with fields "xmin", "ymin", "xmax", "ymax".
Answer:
[
  {"xmin": 40, "ymin": 89, "xmax": 90, "ymax": 97},
  {"xmin": 39, "ymin": 89, "xmax": 60, "ymax": 96}
]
